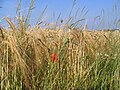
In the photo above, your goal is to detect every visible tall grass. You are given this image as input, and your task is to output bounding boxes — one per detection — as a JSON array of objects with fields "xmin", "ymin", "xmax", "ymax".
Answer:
[{"xmin": 0, "ymin": 0, "xmax": 120, "ymax": 90}]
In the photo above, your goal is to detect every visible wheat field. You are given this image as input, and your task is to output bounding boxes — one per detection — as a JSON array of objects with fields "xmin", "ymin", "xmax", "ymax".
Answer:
[
  {"xmin": 0, "ymin": 0, "xmax": 120, "ymax": 89},
  {"xmin": 0, "ymin": 17, "xmax": 120, "ymax": 89}
]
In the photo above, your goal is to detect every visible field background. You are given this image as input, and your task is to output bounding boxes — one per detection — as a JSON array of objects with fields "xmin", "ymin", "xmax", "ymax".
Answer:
[{"xmin": 0, "ymin": 0, "xmax": 120, "ymax": 90}]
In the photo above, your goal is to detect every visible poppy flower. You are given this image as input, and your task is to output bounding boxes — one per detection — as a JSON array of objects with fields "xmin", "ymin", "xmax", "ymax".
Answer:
[{"xmin": 50, "ymin": 53, "xmax": 58, "ymax": 63}]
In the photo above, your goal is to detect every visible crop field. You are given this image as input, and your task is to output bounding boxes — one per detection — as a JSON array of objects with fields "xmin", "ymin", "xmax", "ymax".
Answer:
[
  {"xmin": 0, "ymin": 0, "xmax": 120, "ymax": 90},
  {"xmin": 0, "ymin": 17, "xmax": 120, "ymax": 89}
]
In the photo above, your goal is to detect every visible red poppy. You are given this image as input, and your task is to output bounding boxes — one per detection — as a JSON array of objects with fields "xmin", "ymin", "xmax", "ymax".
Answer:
[{"xmin": 50, "ymin": 53, "xmax": 58, "ymax": 63}]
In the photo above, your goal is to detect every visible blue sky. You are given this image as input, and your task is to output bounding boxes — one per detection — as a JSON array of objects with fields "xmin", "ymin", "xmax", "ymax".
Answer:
[{"xmin": 0, "ymin": 0, "xmax": 120, "ymax": 29}]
